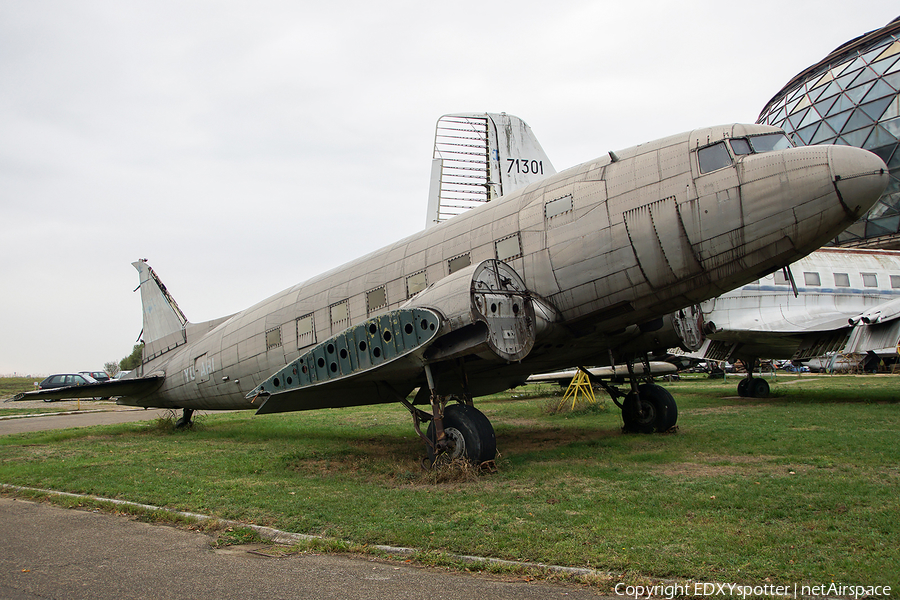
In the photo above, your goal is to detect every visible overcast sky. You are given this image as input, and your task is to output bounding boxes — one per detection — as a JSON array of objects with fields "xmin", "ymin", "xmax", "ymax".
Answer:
[{"xmin": 2, "ymin": 1, "xmax": 897, "ymax": 376}]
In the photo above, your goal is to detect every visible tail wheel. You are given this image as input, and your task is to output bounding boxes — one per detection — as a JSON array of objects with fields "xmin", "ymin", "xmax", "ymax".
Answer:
[
  {"xmin": 622, "ymin": 383, "xmax": 678, "ymax": 433},
  {"xmin": 426, "ymin": 403, "xmax": 496, "ymax": 465}
]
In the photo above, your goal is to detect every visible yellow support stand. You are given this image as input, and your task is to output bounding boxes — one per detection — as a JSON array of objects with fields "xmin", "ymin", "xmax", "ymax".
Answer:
[{"xmin": 557, "ymin": 370, "xmax": 597, "ymax": 411}]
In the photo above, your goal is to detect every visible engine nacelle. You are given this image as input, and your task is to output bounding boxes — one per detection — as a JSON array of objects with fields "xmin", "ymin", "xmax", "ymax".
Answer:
[{"xmin": 405, "ymin": 260, "xmax": 536, "ymax": 363}]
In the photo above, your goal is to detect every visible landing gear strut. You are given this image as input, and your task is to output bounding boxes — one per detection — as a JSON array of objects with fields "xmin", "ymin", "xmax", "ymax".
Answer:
[
  {"xmin": 579, "ymin": 361, "xmax": 678, "ymax": 433},
  {"xmin": 175, "ymin": 408, "xmax": 194, "ymax": 429},
  {"xmin": 737, "ymin": 358, "xmax": 769, "ymax": 398},
  {"xmin": 400, "ymin": 364, "xmax": 497, "ymax": 467}
]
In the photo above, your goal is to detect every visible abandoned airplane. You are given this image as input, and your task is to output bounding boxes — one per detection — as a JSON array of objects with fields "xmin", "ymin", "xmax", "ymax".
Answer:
[{"xmin": 17, "ymin": 123, "xmax": 889, "ymax": 464}]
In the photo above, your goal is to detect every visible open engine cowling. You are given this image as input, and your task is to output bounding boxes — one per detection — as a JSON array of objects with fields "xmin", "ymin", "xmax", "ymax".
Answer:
[{"xmin": 405, "ymin": 259, "xmax": 536, "ymax": 363}]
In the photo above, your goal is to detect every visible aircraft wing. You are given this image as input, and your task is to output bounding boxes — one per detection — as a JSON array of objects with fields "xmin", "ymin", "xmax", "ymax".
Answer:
[
  {"xmin": 253, "ymin": 260, "xmax": 542, "ymax": 414},
  {"xmin": 12, "ymin": 376, "xmax": 165, "ymax": 402},
  {"xmin": 251, "ymin": 307, "xmax": 443, "ymax": 414},
  {"xmin": 527, "ymin": 362, "xmax": 677, "ymax": 385}
]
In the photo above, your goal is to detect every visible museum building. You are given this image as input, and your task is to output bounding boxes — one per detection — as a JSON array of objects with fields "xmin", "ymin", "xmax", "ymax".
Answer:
[{"xmin": 758, "ymin": 17, "xmax": 900, "ymax": 248}]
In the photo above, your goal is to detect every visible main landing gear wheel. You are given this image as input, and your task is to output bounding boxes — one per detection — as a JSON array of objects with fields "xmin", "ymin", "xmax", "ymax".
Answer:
[
  {"xmin": 622, "ymin": 384, "xmax": 678, "ymax": 433},
  {"xmin": 738, "ymin": 377, "xmax": 769, "ymax": 398},
  {"xmin": 748, "ymin": 378, "xmax": 769, "ymax": 398},
  {"xmin": 426, "ymin": 404, "xmax": 496, "ymax": 465}
]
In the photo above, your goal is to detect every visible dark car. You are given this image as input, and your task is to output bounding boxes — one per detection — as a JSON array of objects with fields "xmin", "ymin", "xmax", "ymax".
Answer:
[
  {"xmin": 79, "ymin": 370, "xmax": 111, "ymax": 383},
  {"xmin": 39, "ymin": 373, "xmax": 98, "ymax": 390}
]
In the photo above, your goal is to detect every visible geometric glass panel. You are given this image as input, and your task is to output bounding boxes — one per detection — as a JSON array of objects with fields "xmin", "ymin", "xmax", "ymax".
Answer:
[
  {"xmin": 798, "ymin": 107, "xmax": 822, "ymax": 128},
  {"xmin": 861, "ymin": 96, "xmax": 895, "ymax": 121},
  {"xmin": 876, "ymin": 40, "xmax": 900, "ymax": 63},
  {"xmin": 828, "ymin": 93, "xmax": 856, "ymax": 116},
  {"xmin": 811, "ymin": 123, "xmax": 837, "ymax": 144},
  {"xmin": 883, "ymin": 117, "xmax": 900, "ymax": 138},
  {"xmin": 864, "ymin": 79, "xmax": 899, "ymax": 102},
  {"xmin": 884, "ymin": 97, "xmax": 900, "ymax": 121},
  {"xmin": 865, "ymin": 219, "xmax": 891, "ymax": 237},
  {"xmin": 871, "ymin": 215, "xmax": 900, "ymax": 234},
  {"xmin": 837, "ymin": 70, "xmax": 860, "ymax": 89},
  {"xmin": 851, "ymin": 67, "xmax": 878, "ymax": 89},
  {"xmin": 872, "ymin": 55, "xmax": 900, "ymax": 76},
  {"xmin": 825, "ymin": 110, "xmax": 853, "ymax": 133},
  {"xmin": 864, "ymin": 125, "xmax": 898, "ymax": 150},
  {"xmin": 841, "ymin": 127, "xmax": 873, "ymax": 147},
  {"xmin": 845, "ymin": 110, "xmax": 874, "ymax": 132},
  {"xmin": 846, "ymin": 81, "xmax": 875, "ymax": 104},
  {"xmin": 814, "ymin": 95, "xmax": 839, "ymax": 118},
  {"xmin": 882, "ymin": 72, "xmax": 900, "ymax": 92},
  {"xmin": 796, "ymin": 123, "xmax": 820, "ymax": 145}
]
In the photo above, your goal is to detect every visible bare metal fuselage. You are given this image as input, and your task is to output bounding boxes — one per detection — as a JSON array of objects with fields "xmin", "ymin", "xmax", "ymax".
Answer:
[{"xmin": 123, "ymin": 124, "xmax": 887, "ymax": 412}]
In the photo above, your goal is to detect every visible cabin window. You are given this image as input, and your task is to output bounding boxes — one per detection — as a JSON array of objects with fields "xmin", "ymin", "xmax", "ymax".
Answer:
[
  {"xmin": 406, "ymin": 271, "xmax": 427, "ymax": 297},
  {"xmin": 495, "ymin": 233, "xmax": 522, "ymax": 261},
  {"xmin": 774, "ymin": 270, "xmax": 790, "ymax": 285},
  {"xmin": 366, "ymin": 286, "xmax": 387, "ymax": 314},
  {"xmin": 698, "ymin": 142, "xmax": 732, "ymax": 174},
  {"xmin": 891, "ymin": 275, "xmax": 900, "ymax": 289},
  {"xmin": 545, "ymin": 195, "xmax": 573, "ymax": 219},
  {"xmin": 834, "ymin": 273, "xmax": 850, "ymax": 287},
  {"xmin": 803, "ymin": 272, "xmax": 821, "ymax": 286},
  {"xmin": 729, "ymin": 138, "xmax": 752, "ymax": 155},
  {"xmin": 448, "ymin": 253, "xmax": 471, "ymax": 274},
  {"xmin": 265, "ymin": 328, "xmax": 282, "ymax": 349},
  {"xmin": 862, "ymin": 273, "xmax": 878, "ymax": 287},
  {"xmin": 330, "ymin": 300, "xmax": 349, "ymax": 329},
  {"xmin": 748, "ymin": 133, "xmax": 793, "ymax": 153},
  {"xmin": 296, "ymin": 314, "xmax": 315, "ymax": 348}
]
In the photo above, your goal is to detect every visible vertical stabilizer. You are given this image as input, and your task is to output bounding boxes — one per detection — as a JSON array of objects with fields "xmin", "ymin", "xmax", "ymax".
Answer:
[
  {"xmin": 426, "ymin": 112, "xmax": 555, "ymax": 228},
  {"xmin": 132, "ymin": 260, "xmax": 188, "ymax": 344}
]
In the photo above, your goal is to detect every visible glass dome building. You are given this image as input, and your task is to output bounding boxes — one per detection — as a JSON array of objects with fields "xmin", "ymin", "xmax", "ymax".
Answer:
[{"xmin": 758, "ymin": 17, "xmax": 900, "ymax": 248}]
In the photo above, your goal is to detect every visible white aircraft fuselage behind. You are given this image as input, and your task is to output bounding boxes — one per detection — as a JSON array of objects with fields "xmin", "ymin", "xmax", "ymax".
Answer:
[
  {"xmin": 698, "ymin": 247, "xmax": 900, "ymax": 360},
  {"xmin": 115, "ymin": 123, "xmax": 887, "ymax": 415}
]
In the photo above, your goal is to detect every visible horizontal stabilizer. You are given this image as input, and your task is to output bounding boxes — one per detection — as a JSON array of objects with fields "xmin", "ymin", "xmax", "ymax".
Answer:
[{"xmin": 13, "ymin": 376, "xmax": 165, "ymax": 403}]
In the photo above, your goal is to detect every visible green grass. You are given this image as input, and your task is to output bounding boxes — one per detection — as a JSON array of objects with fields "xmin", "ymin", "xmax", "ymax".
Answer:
[{"xmin": 1, "ymin": 375, "xmax": 898, "ymax": 593}]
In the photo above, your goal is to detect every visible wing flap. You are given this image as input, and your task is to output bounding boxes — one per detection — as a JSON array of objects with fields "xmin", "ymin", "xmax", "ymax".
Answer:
[{"xmin": 251, "ymin": 308, "xmax": 441, "ymax": 414}]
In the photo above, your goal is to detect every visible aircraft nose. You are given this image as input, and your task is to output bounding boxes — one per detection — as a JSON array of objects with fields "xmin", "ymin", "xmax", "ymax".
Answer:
[{"xmin": 829, "ymin": 145, "xmax": 889, "ymax": 218}]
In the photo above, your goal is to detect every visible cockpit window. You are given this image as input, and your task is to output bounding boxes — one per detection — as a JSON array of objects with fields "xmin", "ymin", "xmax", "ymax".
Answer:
[
  {"xmin": 698, "ymin": 142, "xmax": 733, "ymax": 174},
  {"xmin": 729, "ymin": 138, "xmax": 752, "ymax": 155},
  {"xmin": 748, "ymin": 133, "xmax": 793, "ymax": 153}
]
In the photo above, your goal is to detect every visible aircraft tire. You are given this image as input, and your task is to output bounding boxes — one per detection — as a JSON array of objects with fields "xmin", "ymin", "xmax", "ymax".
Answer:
[
  {"xmin": 748, "ymin": 378, "xmax": 769, "ymax": 398},
  {"xmin": 737, "ymin": 377, "xmax": 750, "ymax": 397},
  {"xmin": 622, "ymin": 384, "xmax": 677, "ymax": 433},
  {"xmin": 426, "ymin": 403, "xmax": 496, "ymax": 465}
]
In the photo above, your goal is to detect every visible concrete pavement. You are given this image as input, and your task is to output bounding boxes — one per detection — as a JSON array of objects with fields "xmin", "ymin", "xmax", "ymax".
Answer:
[{"xmin": 0, "ymin": 497, "xmax": 602, "ymax": 599}]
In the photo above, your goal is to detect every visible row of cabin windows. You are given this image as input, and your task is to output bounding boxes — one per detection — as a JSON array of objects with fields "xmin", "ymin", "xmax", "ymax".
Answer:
[
  {"xmin": 283, "ymin": 232, "xmax": 531, "ymax": 351},
  {"xmin": 273, "ymin": 193, "xmax": 571, "ymax": 351},
  {"xmin": 769, "ymin": 271, "xmax": 900, "ymax": 289}
]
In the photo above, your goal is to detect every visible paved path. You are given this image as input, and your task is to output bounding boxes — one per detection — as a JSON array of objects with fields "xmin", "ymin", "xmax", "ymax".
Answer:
[
  {"xmin": 0, "ymin": 403, "xmax": 174, "ymax": 435},
  {"xmin": 0, "ymin": 497, "xmax": 601, "ymax": 600}
]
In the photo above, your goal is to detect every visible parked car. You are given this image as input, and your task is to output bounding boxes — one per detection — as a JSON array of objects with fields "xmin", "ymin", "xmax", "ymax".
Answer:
[
  {"xmin": 37, "ymin": 373, "xmax": 100, "ymax": 402},
  {"xmin": 38, "ymin": 373, "xmax": 98, "ymax": 390},
  {"xmin": 113, "ymin": 370, "xmax": 132, "ymax": 380},
  {"xmin": 79, "ymin": 370, "xmax": 111, "ymax": 382}
]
